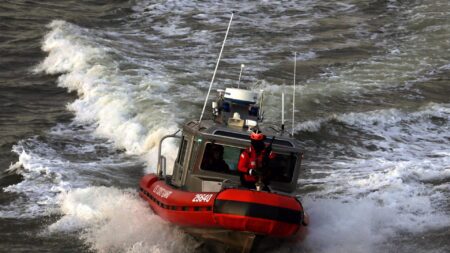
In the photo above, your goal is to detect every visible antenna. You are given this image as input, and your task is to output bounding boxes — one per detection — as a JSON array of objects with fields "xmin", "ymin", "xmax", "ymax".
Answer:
[
  {"xmin": 199, "ymin": 12, "xmax": 234, "ymax": 123},
  {"xmin": 292, "ymin": 52, "xmax": 297, "ymax": 136},
  {"xmin": 281, "ymin": 92, "xmax": 285, "ymax": 132},
  {"xmin": 237, "ymin": 64, "xmax": 245, "ymax": 88}
]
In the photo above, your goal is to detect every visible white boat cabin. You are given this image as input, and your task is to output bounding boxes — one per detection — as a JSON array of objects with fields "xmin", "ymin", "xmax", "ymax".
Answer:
[{"xmin": 156, "ymin": 88, "xmax": 304, "ymax": 194}]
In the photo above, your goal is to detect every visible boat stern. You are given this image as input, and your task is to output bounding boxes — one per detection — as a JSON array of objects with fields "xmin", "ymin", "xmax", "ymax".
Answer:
[{"xmin": 212, "ymin": 188, "xmax": 304, "ymax": 237}]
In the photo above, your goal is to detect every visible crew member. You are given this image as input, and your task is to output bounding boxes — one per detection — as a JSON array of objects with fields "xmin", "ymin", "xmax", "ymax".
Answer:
[{"xmin": 237, "ymin": 129, "xmax": 275, "ymax": 189}]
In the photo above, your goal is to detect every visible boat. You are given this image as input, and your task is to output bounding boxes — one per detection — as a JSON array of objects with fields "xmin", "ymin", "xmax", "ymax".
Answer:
[{"xmin": 139, "ymin": 13, "xmax": 308, "ymax": 253}]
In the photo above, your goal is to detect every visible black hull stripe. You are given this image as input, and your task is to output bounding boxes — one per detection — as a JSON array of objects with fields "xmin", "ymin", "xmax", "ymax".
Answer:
[{"xmin": 213, "ymin": 199, "xmax": 303, "ymax": 224}]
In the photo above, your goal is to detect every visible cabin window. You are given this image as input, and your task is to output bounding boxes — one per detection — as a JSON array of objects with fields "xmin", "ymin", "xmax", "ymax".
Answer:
[
  {"xmin": 177, "ymin": 138, "xmax": 188, "ymax": 166},
  {"xmin": 200, "ymin": 142, "xmax": 297, "ymax": 183},
  {"xmin": 200, "ymin": 143, "xmax": 240, "ymax": 175},
  {"xmin": 267, "ymin": 153, "xmax": 297, "ymax": 183}
]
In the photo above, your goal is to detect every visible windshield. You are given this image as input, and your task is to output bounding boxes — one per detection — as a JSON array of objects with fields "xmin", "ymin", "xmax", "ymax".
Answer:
[{"xmin": 200, "ymin": 142, "xmax": 297, "ymax": 183}]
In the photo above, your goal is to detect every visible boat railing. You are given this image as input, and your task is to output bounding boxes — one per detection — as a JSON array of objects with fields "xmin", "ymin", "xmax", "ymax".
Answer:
[{"xmin": 157, "ymin": 129, "xmax": 181, "ymax": 178}]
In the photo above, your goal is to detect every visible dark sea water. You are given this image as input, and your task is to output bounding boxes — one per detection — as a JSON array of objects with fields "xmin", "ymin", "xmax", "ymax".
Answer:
[{"xmin": 1, "ymin": 1, "xmax": 449, "ymax": 252}]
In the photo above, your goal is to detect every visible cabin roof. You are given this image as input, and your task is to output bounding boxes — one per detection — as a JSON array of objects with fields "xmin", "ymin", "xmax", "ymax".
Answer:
[{"xmin": 183, "ymin": 120, "xmax": 302, "ymax": 149}]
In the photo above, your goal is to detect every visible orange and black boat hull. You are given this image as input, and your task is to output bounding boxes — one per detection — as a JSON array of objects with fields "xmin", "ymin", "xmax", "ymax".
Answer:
[{"xmin": 139, "ymin": 174, "xmax": 306, "ymax": 238}]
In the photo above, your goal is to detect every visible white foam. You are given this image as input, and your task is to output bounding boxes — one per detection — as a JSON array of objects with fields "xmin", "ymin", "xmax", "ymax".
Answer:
[
  {"xmin": 296, "ymin": 103, "xmax": 450, "ymax": 250},
  {"xmin": 3, "ymin": 18, "xmax": 184, "ymax": 220},
  {"xmin": 47, "ymin": 187, "xmax": 195, "ymax": 253},
  {"xmin": 2, "ymin": 145, "xmax": 67, "ymax": 218},
  {"xmin": 297, "ymin": 193, "xmax": 450, "ymax": 253},
  {"xmin": 35, "ymin": 20, "xmax": 180, "ymax": 171},
  {"xmin": 301, "ymin": 198, "xmax": 387, "ymax": 253},
  {"xmin": 0, "ymin": 124, "xmax": 148, "ymax": 218}
]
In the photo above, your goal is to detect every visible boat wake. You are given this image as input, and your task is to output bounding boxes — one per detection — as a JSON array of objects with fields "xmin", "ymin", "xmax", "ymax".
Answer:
[
  {"xmin": 295, "ymin": 103, "xmax": 450, "ymax": 252},
  {"xmin": 47, "ymin": 187, "xmax": 196, "ymax": 253}
]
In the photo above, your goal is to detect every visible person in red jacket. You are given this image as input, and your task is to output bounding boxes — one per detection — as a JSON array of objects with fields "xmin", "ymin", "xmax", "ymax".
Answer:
[{"xmin": 238, "ymin": 129, "xmax": 276, "ymax": 190}]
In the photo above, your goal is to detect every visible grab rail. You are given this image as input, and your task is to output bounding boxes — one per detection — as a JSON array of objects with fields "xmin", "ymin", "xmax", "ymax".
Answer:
[{"xmin": 157, "ymin": 129, "xmax": 181, "ymax": 178}]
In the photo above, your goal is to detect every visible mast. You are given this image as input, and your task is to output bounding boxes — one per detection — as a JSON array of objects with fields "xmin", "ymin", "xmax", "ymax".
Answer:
[
  {"xmin": 281, "ymin": 92, "xmax": 285, "ymax": 132},
  {"xmin": 292, "ymin": 52, "xmax": 297, "ymax": 136},
  {"xmin": 199, "ymin": 12, "xmax": 234, "ymax": 123}
]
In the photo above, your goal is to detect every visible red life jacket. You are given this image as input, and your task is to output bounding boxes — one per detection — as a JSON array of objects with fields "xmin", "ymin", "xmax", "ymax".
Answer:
[{"xmin": 238, "ymin": 146, "xmax": 275, "ymax": 182}]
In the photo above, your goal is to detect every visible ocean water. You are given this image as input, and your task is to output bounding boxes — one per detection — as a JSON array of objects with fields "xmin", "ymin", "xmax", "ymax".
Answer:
[{"xmin": 0, "ymin": 0, "xmax": 449, "ymax": 252}]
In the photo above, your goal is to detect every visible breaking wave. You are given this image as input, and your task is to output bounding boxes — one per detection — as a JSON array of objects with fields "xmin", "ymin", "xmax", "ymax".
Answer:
[{"xmin": 35, "ymin": 20, "xmax": 179, "ymax": 167}]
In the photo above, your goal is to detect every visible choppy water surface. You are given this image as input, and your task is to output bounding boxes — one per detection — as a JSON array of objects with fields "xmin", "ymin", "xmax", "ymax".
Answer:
[{"xmin": 0, "ymin": 1, "xmax": 449, "ymax": 252}]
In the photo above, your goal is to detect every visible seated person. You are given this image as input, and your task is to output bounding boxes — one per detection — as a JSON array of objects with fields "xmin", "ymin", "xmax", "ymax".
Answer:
[
  {"xmin": 238, "ymin": 129, "xmax": 276, "ymax": 190},
  {"xmin": 201, "ymin": 144, "xmax": 230, "ymax": 173}
]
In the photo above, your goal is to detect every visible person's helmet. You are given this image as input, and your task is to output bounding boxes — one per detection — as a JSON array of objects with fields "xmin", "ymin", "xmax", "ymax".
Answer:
[{"xmin": 250, "ymin": 129, "xmax": 265, "ymax": 141}]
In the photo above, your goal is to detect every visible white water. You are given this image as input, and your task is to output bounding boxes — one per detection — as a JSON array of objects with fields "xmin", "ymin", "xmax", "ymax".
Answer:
[
  {"xmin": 297, "ymin": 103, "xmax": 450, "ymax": 253},
  {"xmin": 35, "ymin": 20, "xmax": 180, "ymax": 161},
  {"xmin": 46, "ymin": 187, "xmax": 196, "ymax": 253}
]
